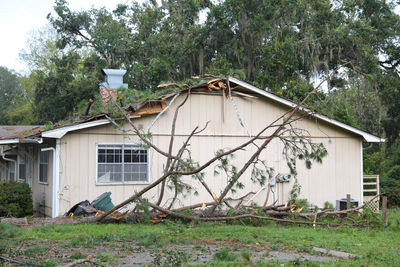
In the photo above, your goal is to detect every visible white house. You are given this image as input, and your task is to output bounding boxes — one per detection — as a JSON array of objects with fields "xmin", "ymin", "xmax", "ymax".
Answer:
[{"xmin": 0, "ymin": 70, "xmax": 383, "ymax": 217}]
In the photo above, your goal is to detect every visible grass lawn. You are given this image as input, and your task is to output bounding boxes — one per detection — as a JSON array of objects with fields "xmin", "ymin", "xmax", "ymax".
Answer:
[{"xmin": 1, "ymin": 209, "xmax": 400, "ymax": 266}]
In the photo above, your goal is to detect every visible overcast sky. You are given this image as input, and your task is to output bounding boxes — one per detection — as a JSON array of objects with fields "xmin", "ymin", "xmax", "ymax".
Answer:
[
  {"xmin": 1, "ymin": 1, "xmax": 398, "ymax": 75},
  {"xmin": 0, "ymin": 0, "xmax": 128, "ymax": 73}
]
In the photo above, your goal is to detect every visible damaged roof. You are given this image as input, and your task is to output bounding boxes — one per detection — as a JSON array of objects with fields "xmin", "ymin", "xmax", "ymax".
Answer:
[
  {"xmin": 0, "ymin": 125, "xmax": 44, "ymax": 144},
  {"xmin": 0, "ymin": 77, "xmax": 384, "ymax": 143}
]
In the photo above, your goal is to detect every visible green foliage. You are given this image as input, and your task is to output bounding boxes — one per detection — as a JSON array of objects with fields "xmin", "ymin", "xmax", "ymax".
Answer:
[
  {"xmin": 289, "ymin": 178, "xmax": 302, "ymax": 201},
  {"xmin": 0, "ymin": 0, "xmax": 398, "ymax": 209},
  {"xmin": 97, "ymin": 252, "xmax": 117, "ymax": 265},
  {"xmin": 323, "ymin": 201, "xmax": 334, "ymax": 210},
  {"xmin": 381, "ymin": 166, "xmax": 400, "ymax": 207},
  {"xmin": 0, "ymin": 182, "xmax": 33, "ymax": 217},
  {"xmin": 24, "ymin": 245, "xmax": 49, "ymax": 257},
  {"xmin": 44, "ymin": 0, "xmax": 400, "ymax": 93},
  {"xmin": 33, "ymin": 52, "xmax": 105, "ymax": 123},
  {"xmin": 364, "ymin": 140, "xmax": 400, "ymax": 207},
  {"xmin": 214, "ymin": 149, "xmax": 241, "ymax": 193},
  {"xmin": 213, "ymin": 247, "xmax": 238, "ymax": 261},
  {"xmin": 135, "ymin": 199, "xmax": 152, "ymax": 223},
  {"xmin": 387, "ymin": 208, "xmax": 400, "ymax": 232},
  {"xmin": 38, "ymin": 259, "xmax": 58, "ymax": 267},
  {"xmin": 282, "ymin": 134, "xmax": 328, "ymax": 177},
  {"xmin": 240, "ymin": 249, "xmax": 252, "ymax": 262},
  {"xmin": 0, "ymin": 223, "xmax": 19, "ymax": 238},
  {"xmin": 0, "ymin": 66, "xmax": 23, "ymax": 124},
  {"xmin": 1, "ymin": 216, "xmax": 400, "ymax": 266},
  {"xmin": 357, "ymin": 207, "xmax": 382, "ymax": 228},
  {"xmin": 137, "ymin": 232, "xmax": 161, "ymax": 248}
]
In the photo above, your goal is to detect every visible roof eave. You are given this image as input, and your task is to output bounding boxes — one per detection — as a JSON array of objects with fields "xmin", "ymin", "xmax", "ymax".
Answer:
[
  {"xmin": 41, "ymin": 120, "xmax": 111, "ymax": 138},
  {"xmin": 0, "ymin": 138, "xmax": 19, "ymax": 145},
  {"xmin": 228, "ymin": 77, "xmax": 385, "ymax": 143}
]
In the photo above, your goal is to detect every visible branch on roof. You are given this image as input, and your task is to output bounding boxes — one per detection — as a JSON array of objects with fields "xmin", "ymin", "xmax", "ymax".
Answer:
[{"xmin": 97, "ymin": 68, "xmax": 350, "ymax": 222}]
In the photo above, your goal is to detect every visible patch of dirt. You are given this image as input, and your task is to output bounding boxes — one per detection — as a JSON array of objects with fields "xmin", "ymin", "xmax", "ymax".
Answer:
[{"xmin": 1, "ymin": 239, "xmax": 338, "ymax": 266}]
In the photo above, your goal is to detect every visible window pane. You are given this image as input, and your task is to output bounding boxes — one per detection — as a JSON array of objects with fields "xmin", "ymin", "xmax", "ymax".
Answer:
[
  {"xmin": 111, "ymin": 164, "xmax": 122, "ymax": 182},
  {"xmin": 124, "ymin": 164, "xmax": 131, "ymax": 173},
  {"xmin": 139, "ymin": 164, "xmax": 147, "ymax": 173},
  {"xmin": 19, "ymin": 164, "xmax": 26, "ymax": 180},
  {"xmin": 125, "ymin": 173, "xmax": 133, "ymax": 182},
  {"xmin": 98, "ymin": 172, "xmax": 110, "ymax": 183},
  {"xmin": 124, "ymin": 150, "xmax": 132, "ymax": 163},
  {"xmin": 139, "ymin": 153, "xmax": 147, "ymax": 162},
  {"xmin": 98, "ymin": 164, "xmax": 105, "ymax": 173},
  {"xmin": 139, "ymin": 172, "xmax": 147, "ymax": 181},
  {"xmin": 40, "ymin": 151, "xmax": 49, "ymax": 163},
  {"xmin": 98, "ymin": 154, "xmax": 105, "ymax": 163},
  {"xmin": 130, "ymin": 151, "xmax": 138, "ymax": 162},
  {"xmin": 40, "ymin": 164, "xmax": 48, "ymax": 183},
  {"xmin": 115, "ymin": 153, "xmax": 122, "ymax": 163},
  {"xmin": 106, "ymin": 154, "xmax": 114, "ymax": 163}
]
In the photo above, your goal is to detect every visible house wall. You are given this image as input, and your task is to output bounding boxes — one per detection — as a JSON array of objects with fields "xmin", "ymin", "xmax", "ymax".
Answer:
[
  {"xmin": 30, "ymin": 144, "xmax": 54, "ymax": 217},
  {"xmin": 18, "ymin": 142, "xmax": 55, "ymax": 217},
  {"xmin": 58, "ymin": 93, "xmax": 362, "ymax": 215}
]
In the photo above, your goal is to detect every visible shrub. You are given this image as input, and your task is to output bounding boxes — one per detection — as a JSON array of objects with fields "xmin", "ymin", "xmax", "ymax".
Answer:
[
  {"xmin": 381, "ymin": 166, "xmax": 400, "ymax": 207},
  {"xmin": 0, "ymin": 182, "xmax": 33, "ymax": 217}
]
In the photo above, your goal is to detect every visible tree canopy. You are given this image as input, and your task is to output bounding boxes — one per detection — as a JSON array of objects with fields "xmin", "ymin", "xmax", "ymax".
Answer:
[{"xmin": 0, "ymin": 0, "xmax": 400, "ymax": 204}]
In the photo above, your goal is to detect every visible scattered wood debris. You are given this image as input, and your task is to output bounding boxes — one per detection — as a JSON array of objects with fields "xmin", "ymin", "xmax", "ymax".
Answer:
[{"xmin": 312, "ymin": 247, "xmax": 359, "ymax": 259}]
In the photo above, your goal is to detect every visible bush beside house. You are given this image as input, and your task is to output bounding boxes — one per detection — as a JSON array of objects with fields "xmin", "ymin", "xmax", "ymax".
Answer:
[{"xmin": 0, "ymin": 182, "xmax": 33, "ymax": 217}]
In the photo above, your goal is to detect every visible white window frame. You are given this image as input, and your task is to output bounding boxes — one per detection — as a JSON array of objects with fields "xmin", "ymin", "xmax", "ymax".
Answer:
[
  {"xmin": 18, "ymin": 153, "xmax": 26, "ymax": 182},
  {"xmin": 96, "ymin": 143, "xmax": 150, "ymax": 185},
  {"xmin": 38, "ymin": 150, "xmax": 49, "ymax": 185}
]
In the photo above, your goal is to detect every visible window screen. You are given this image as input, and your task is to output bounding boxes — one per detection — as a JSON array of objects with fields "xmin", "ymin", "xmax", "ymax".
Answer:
[{"xmin": 97, "ymin": 144, "xmax": 149, "ymax": 183}]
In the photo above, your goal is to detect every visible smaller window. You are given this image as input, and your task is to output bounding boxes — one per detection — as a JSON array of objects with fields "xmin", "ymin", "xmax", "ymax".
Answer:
[
  {"xmin": 18, "ymin": 154, "xmax": 26, "ymax": 181},
  {"xmin": 9, "ymin": 161, "xmax": 16, "ymax": 181},
  {"xmin": 39, "ymin": 151, "xmax": 49, "ymax": 183}
]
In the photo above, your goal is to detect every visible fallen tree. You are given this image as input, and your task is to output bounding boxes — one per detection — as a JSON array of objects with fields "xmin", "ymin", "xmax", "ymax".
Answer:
[{"xmin": 91, "ymin": 64, "xmax": 377, "ymax": 227}]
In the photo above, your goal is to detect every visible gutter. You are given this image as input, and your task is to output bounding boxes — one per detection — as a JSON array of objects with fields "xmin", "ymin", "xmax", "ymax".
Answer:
[
  {"xmin": 41, "ymin": 139, "xmax": 60, "ymax": 218},
  {"xmin": 1, "ymin": 147, "xmax": 16, "ymax": 180}
]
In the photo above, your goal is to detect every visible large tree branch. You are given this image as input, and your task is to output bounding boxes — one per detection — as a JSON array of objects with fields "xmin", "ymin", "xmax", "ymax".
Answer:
[
  {"xmin": 157, "ymin": 93, "xmax": 189, "ymax": 206},
  {"xmin": 208, "ymin": 65, "xmax": 350, "ymax": 214}
]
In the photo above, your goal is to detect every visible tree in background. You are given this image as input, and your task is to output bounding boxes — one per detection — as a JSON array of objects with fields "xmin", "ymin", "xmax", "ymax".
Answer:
[
  {"xmin": 0, "ymin": 0, "xmax": 399, "ymax": 204},
  {"xmin": 0, "ymin": 67, "xmax": 23, "ymax": 124},
  {"xmin": 15, "ymin": 24, "xmax": 107, "ymax": 124}
]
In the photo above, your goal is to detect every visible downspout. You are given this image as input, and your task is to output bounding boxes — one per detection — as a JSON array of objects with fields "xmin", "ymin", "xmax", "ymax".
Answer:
[
  {"xmin": 1, "ymin": 147, "xmax": 16, "ymax": 181},
  {"xmin": 360, "ymin": 141, "xmax": 364, "ymax": 206},
  {"xmin": 41, "ymin": 139, "xmax": 60, "ymax": 218}
]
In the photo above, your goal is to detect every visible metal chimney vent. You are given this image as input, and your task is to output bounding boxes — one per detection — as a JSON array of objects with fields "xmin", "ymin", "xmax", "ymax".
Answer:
[{"xmin": 100, "ymin": 69, "xmax": 128, "ymax": 89}]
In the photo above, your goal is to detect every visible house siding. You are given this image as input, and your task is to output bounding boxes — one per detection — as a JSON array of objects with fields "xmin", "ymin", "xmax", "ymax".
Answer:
[
  {"xmin": 58, "ymin": 93, "xmax": 361, "ymax": 215},
  {"xmin": 31, "ymin": 143, "xmax": 55, "ymax": 217}
]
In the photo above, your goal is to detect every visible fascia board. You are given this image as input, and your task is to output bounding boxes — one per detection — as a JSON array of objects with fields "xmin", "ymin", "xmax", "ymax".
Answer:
[
  {"xmin": 41, "ymin": 120, "xmax": 110, "ymax": 138},
  {"xmin": 0, "ymin": 138, "xmax": 19, "ymax": 145}
]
